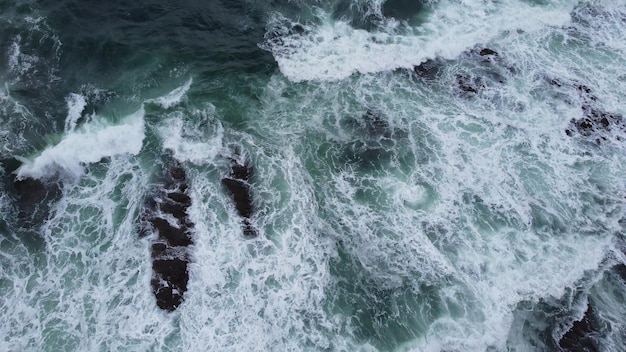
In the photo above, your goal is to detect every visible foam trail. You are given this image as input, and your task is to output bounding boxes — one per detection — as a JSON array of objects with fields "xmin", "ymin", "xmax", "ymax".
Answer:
[
  {"xmin": 16, "ymin": 107, "xmax": 145, "ymax": 180},
  {"xmin": 64, "ymin": 93, "xmax": 87, "ymax": 133},
  {"xmin": 146, "ymin": 78, "xmax": 193, "ymax": 109},
  {"xmin": 263, "ymin": 0, "xmax": 574, "ymax": 82}
]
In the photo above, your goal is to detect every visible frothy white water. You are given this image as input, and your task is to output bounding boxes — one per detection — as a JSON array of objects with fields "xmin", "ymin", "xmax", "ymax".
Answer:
[
  {"xmin": 251, "ymin": 2, "xmax": 626, "ymax": 340},
  {"xmin": 3, "ymin": 1, "xmax": 626, "ymax": 352},
  {"xmin": 157, "ymin": 104, "xmax": 225, "ymax": 164},
  {"xmin": 146, "ymin": 78, "xmax": 193, "ymax": 109},
  {"xmin": 64, "ymin": 93, "xmax": 87, "ymax": 133},
  {"xmin": 264, "ymin": 0, "xmax": 574, "ymax": 82},
  {"xmin": 7, "ymin": 35, "xmax": 38, "ymax": 76},
  {"xmin": 1, "ymin": 153, "xmax": 172, "ymax": 351},
  {"xmin": 16, "ymin": 108, "xmax": 145, "ymax": 180},
  {"xmin": 181, "ymin": 144, "xmax": 344, "ymax": 351}
]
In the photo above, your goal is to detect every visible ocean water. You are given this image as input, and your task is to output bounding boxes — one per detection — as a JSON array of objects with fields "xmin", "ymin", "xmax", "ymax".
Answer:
[{"xmin": 1, "ymin": 0, "xmax": 626, "ymax": 351}]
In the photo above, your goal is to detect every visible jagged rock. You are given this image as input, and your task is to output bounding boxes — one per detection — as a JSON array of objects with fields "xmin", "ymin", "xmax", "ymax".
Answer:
[
  {"xmin": 614, "ymin": 263, "xmax": 626, "ymax": 282},
  {"xmin": 166, "ymin": 191, "xmax": 191, "ymax": 207},
  {"xmin": 149, "ymin": 217, "xmax": 192, "ymax": 247},
  {"xmin": 455, "ymin": 74, "xmax": 482, "ymax": 94},
  {"xmin": 559, "ymin": 303, "xmax": 599, "ymax": 352},
  {"xmin": 222, "ymin": 157, "xmax": 257, "ymax": 237},
  {"xmin": 138, "ymin": 160, "xmax": 194, "ymax": 312},
  {"xmin": 11, "ymin": 174, "xmax": 61, "ymax": 225},
  {"xmin": 564, "ymin": 83, "xmax": 625, "ymax": 141},
  {"xmin": 13, "ymin": 177, "xmax": 48, "ymax": 207},
  {"xmin": 413, "ymin": 59, "xmax": 440, "ymax": 80},
  {"xmin": 151, "ymin": 258, "xmax": 189, "ymax": 312},
  {"xmin": 222, "ymin": 178, "xmax": 253, "ymax": 219},
  {"xmin": 479, "ymin": 48, "xmax": 498, "ymax": 57}
]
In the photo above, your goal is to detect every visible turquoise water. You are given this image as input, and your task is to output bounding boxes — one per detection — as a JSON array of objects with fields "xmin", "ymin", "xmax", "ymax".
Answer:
[{"xmin": 1, "ymin": 0, "xmax": 626, "ymax": 351}]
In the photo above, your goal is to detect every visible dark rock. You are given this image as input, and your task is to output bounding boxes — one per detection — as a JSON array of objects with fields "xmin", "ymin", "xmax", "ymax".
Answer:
[
  {"xmin": 222, "ymin": 157, "xmax": 257, "ymax": 237},
  {"xmin": 169, "ymin": 164, "xmax": 186, "ymax": 181},
  {"xmin": 456, "ymin": 74, "xmax": 481, "ymax": 94},
  {"xmin": 479, "ymin": 48, "xmax": 498, "ymax": 57},
  {"xmin": 149, "ymin": 217, "xmax": 192, "ymax": 247},
  {"xmin": 12, "ymin": 176, "xmax": 61, "ymax": 225},
  {"xmin": 548, "ymin": 78, "xmax": 563, "ymax": 87},
  {"xmin": 151, "ymin": 242, "xmax": 167, "ymax": 256},
  {"xmin": 166, "ymin": 191, "xmax": 191, "ymax": 207},
  {"xmin": 413, "ymin": 59, "xmax": 440, "ymax": 80},
  {"xmin": 559, "ymin": 303, "xmax": 599, "ymax": 352},
  {"xmin": 614, "ymin": 263, "xmax": 626, "ymax": 282},
  {"xmin": 461, "ymin": 85, "xmax": 477, "ymax": 93},
  {"xmin": 243, "ymin": 219, "xmax": 257, "ymax": 237},
  {"xmin": 231, "ymin": 164, "xmax": 251, "ymax": 182},
  {"xmin": 565, "ymin": 84, "xmax": 625, "ymax": 140},
  {"xmin": 222, "ymin": 178, "xmax": 253, "ymax": 219},
  {"xmin": 159, "ymin": 200, "xmax": 188, "ymax": 223},
  {"xmin": 151, "ymin": 258, "xmax": 189, "ymax": 312},
  {"xmin": 137, "ymin": 160, "xmax": 195, "ymax": 312},
  {"xmin": 577, "ymin": 85, "xmax": 597, "ymax": 102},
  {"xmin": 13, "ymin": 177, "xmax": 49, "ymax": 207}
]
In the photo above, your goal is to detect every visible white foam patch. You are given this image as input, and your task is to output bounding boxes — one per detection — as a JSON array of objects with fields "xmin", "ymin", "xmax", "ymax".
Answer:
[
  {"xmin": 17, "ymin": 107, "xmax": 145, "ymax": 180},
  {"xmin": 1, "ymin": 153, "xmax": 170, "ymax": 351},
  {"xmin": 180, "ymin": 146, "xmax": 345, "ymax": 351},
  {"xmin": 157, "ymin": 105, "xmax": 224, "ymax": 164},
  {"xmin": 7, "ymin": 35, "xmax": 39, "ymax": 76},
  {"xmin": 264, "ymin": 0, "xmax": 574, "ymax": 82},
  {"xmin": 7, "ymin": 39, "xmax": 22, "ymax": 72},
  {"xmin": 64, "ymin": 93, "xmax": 87, "ymax": 133},
  {"xmin": 250, "ymin": 8, "xmax": 626, "ymax": 343},
  {"xmin": 146, "ymin": 78, "xmax": 193, "ymax": 109}
]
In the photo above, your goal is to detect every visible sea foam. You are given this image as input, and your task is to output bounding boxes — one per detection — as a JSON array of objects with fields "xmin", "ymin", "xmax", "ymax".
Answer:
[
  {"xmin": 17, "ymin": 107, "xmax": 145, "ymax": 180},
  {"xmin": 263, "ymin": 0, "xmax": 574, "ymax": 82}
]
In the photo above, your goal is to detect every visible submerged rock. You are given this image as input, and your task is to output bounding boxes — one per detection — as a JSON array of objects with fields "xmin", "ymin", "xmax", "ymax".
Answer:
[
  {"xmin": 614, "ymin": 263, "xmax": 626, "ymax": 283},
  {"xmin": 455, "ymin": 74, "xmax": 482, "ymax": 95},
  {"xmin": 2, "ymin": 156, "xmax": 62, "ymax": 226},
  {"xmin": 12, "ymin": 176, "xmax": 62, "ymax": 227},
  {"xmin": 362, "ymin": 110, "xmax": 391, "ymax": 139},
  {"xmin": 222, "ymin": 156, "xmax": 257, "ymax": 237},
  {"xmin": 13, "ymin": 177, "xmax": 49, "ymax": 208},
  {"xmin": 564, "ymin": 84, "xmax": 625, "ymax": 141},
  {"xmin": 138, "ymin": 160, "xmax": 194, "ymax": 312},
  {"xmin": 449, "ymin": 47, "xmax": 510, "ymax": 97}
]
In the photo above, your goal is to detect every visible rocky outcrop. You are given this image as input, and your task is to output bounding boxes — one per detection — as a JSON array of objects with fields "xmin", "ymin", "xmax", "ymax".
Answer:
[
  {"xmin": 412, "ymin": 59, "xmax": 440, "ymax": 81},
  {"xmin": 222, "ymin": 157, "xmax": 257, "ymax": 237},
  {"xmin": 559, "ymin": 302, "xmax": 600, "ymax": 352},
  {"xmin": 564, "ymin": 83, "xmax": 625, "ymax": 142},
  {"xmin": 1, "ymin": 158, "xmax": 61, "ymax": 226},
  {"xmin": 138, "ymin": 161, "xmax": 194, "ymax": 312},
  {"xmin": 479, "ymin": 48, "xmax": 498, "ymax": 57},
  {"xmin": 410, "ymin": 47, "xmax": 507, "ymax": 95}
]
